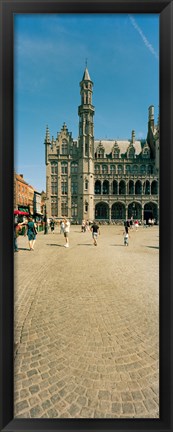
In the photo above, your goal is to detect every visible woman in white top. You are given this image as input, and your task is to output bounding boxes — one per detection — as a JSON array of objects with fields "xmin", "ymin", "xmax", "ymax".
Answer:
[{"xmin": 63, "ymin": 218, "xmax": 70, "ymax": 247}]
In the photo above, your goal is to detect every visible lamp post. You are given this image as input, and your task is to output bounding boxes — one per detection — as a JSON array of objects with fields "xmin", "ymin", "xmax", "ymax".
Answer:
[{"xmin": 44, "ymin": 204, "xmax": 48, "ymax": 234}]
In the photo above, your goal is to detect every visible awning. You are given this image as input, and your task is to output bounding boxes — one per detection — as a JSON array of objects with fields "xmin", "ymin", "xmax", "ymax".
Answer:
[{"xmin": 14, "ymin": 210, "xmax": 29, "ymax": 215}]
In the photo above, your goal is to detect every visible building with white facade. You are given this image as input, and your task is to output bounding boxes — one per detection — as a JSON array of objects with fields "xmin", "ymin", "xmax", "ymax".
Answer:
[{"xmin": 45, "ymin": 67, "xmax": 159, "ymax": 224}]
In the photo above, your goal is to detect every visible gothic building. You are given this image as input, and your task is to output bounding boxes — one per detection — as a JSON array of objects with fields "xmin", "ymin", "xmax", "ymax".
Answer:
[{"xmin": 45, "ymin": 67, "xmax": 159, "ymax": 224}]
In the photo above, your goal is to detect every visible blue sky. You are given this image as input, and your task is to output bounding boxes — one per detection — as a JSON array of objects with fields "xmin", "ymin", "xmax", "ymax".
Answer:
[{"xmin": 14, "ymin": 14, "xmax": 159, "ymax": 192}]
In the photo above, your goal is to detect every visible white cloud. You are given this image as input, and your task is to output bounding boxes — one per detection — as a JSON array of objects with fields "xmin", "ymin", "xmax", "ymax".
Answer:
[{"xmin": 129, "ymin": 15, "xmax": 159, "ymax": 61}]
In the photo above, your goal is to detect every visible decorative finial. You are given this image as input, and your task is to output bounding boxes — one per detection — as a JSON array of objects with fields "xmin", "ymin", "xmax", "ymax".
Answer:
[{"xmin": 85, "ymin": 58, "xmax": 88, "ymax": 68}]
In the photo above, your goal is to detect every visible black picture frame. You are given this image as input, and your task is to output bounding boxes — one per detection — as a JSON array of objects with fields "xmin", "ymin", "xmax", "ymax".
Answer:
[{"xmin": 0, "ymin": 0, "xmax": 172, "ymax": 431}]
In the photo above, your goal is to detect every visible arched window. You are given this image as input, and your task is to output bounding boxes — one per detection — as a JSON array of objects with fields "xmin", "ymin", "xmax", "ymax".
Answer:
[
  {"xmin": 72, "ymin": 202, "xmax": 78, "ymax": 217},
  {"xmin": 111, "ymin": 203, "xmax": 125, "ymax": 220},
  {"xmin": 118, "ymin": 164, "xmax": 123, "ymax": 175},
  {"xmin": 95, "ymin": 180, "xmax": 101, "ymax": 195},
  {"xmin": 103, "ymin": 180, "xmax": 109, "ymax": 194},
  {"xmin": 102, "ymin": 165, "xmax": 108, "ymax": 174},
  {"xmin": 71, "ymin": 162, "xmax": 78, "ymax": 174},
  {"xmin": 61, "ymin": 179, "xmax": 68, "ymax": 195},
  {"xmin": 112, "ymin": 149, "xmax": 120, "ymax": 159},
  {"xmin": 140, "ymin": 165, "xmax": 146, "ymax": 175},
  {"xmin": 61, "ymin": 200, "xmax": 68, "ymax": 216},
  {"xmin": 131, "ymin": 165, "xmax": 138, "ymax": 175},
  {"xmin": 113, "ymin": 180, "xmax": 118, "ymax": 195},
  {"xmin": 147, "ymin": 165, "xmax": 153, "ymax": 175},
  {"xmin": 71, "ymin": 182, "xmax": 77, "ymax": 194},
  {"xmin": 95, "ymin": 164, "xmax": 100, "ymax": 174},
  {"xmin": 119, "ymin": 180, "xmax": 126, "ymax": 195},
  {"xmin": 110, "ymin": 164, "xmax": 116, "ymax": 174},
  {"xmin": 151, "ymin": 181, "xmax": 158, "ymax": 195},
  {"xmin": 97, "ymin": 146, "xmax": 104, "ymax": 158},
  {"xmin": 129, "ymin": 180, "xmax": 134, "ymax": 195},
  {"xmin": 85, "ymin": 179, "xmax": 88, "ymax": 190},
  {"xmin": 135, "ymin": 180, "xmax": 142, "ymax": 194},
  {"xmin": 126, "ymin": 165, "xmax": 131, "ymax": 174},
  {"xmin": 51, "ymin": 162, "xmax": 57, "ymax": 174},
  {"xmin": 62, "ymin": 140, "xmax": 68, "ymax": 155},
  {"xmin": 144, "ymin": 180, "xmax": 150, "ymax": 195},
  {"xmin": 128, "ymin": 147, "xmax": 135, "ymax": 159},
  {"xmin": 61, "ymin": 162, "xmax": 68, "ymax": 174}
]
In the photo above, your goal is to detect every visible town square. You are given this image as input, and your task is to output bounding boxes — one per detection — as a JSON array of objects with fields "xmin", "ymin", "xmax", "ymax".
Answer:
[
  {"xmin": 14, "ymin": 223, "xmax": 159, "ymax": 418},
  {"xmin": 12, "ymin": 12, "xmax": 159, "ymax": 421}
]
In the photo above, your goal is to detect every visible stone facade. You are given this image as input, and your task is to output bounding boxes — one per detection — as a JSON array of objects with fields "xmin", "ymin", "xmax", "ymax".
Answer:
[{"xmin": 45, "ymin": 67, "xmax": 159, "ymax": 224}]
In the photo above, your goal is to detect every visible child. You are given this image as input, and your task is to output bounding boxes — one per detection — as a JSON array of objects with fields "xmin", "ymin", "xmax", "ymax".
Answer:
[{"xmin": 123, "ymin": 226, "xmax": 129, "ymax": 246}]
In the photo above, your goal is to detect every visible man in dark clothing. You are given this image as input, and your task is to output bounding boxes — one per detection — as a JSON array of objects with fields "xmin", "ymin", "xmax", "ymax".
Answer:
[
  {"xmin": 90, "ymin": 221, "xmax": 100, "ymax": 246},
  {"xmin": 50, "ymin": 219, "xmax": 55, "ymax": 233}
]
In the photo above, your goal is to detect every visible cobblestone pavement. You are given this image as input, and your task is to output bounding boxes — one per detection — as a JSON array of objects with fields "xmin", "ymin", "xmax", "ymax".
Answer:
[{"xmin": 14, "ymin": 224, "xmax": 159, "ymax": 419}]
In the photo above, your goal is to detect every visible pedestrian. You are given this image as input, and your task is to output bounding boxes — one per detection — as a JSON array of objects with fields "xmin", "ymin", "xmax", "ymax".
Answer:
[
  {"xmin": 50, "ymin": 219, "xmax": 55, "ymax": 233},
  {"xmin": 86, "ymin": 219, "xmax": 90, "ymax": 232},
  {"xmin": 130, "ymin": 216, "xmax": 133, "ymax": 229},
  {"xmin": 21, "ymin": 216, "xmax": 37, "ymax": 251},
  {"xmin": 134, "ymin": 220, "xmax": 139, "ymax": 231},
  {"xmin": 63, "ymin": 218, "xmax": 70, "ymax": 247},
  {"xmin": 90, "ymin": 220, "xmax": 100, "ymax": 246},
  {"xmin": 60, "ymin": 219, "xmax": 65, "ymax": 234},
  {"xmin": 123, "ymin": 225, "xmax": 129, "ymax": 246},
  {"xmin": 81, "ymin": 219, "xmax": 86, "ymax": 233},
  {"xmin": 14, "ymin": 217, "xmax": 21, "ymax": 252}
]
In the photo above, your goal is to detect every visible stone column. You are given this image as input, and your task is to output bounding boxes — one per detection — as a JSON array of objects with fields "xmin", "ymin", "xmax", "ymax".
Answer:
[{"xmin": 109, "ymin": 204, "xmax": 112, "ymax": 222}]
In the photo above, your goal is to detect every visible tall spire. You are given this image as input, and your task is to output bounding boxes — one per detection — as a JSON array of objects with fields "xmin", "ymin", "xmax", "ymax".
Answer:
[{"xmin": 82, "ymin": 66, "xmax": 91, "ymax": 82}]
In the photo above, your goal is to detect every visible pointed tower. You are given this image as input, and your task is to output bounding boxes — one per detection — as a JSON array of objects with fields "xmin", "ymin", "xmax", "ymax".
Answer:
[
  {"xmin": 44, "ymin": 125, "xmax": 51, "ymax": 165},
  {"xmin": 77, "ymin": 66, "xmax": 95, "ymax": 222},
  {"xmin": 78, "ymin": 66, "xmax": 95, "ymax": 158}
]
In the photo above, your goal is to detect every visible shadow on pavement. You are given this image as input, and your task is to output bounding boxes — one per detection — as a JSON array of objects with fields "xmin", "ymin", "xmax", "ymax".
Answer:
[
  {"xmin": 77, "ymin": 244, "xmax": 93, "ymax": 246},
  {"xmin": 146, "ymin": 246, "xmax": 159, "ymax": 249},
  {"xmin": 110, "ymin": 244, "xmax": 125, "ymax": 247},
  {"xmin": 46, "ymin": 244, "xmax": 64, "ymax": 247}
]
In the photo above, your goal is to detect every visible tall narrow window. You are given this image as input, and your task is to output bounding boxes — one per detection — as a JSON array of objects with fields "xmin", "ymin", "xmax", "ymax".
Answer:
[
  {"xmin": 61, "ymin": 180, "xmax": 67, "ymax": 195},
  {"xmin": 51, "ymin": 162, "xmax": 57, "ymax": 174},
  {"xmin": 71, "ymin": 162, "xmax": 78, "ymax": 174},
  {"xmin": 62, "ymin": 140, "xmax": 68, "ymax": 155},
  {"xmin": 61, "ymin": 162, "xmax": 68, "ymax": 174},
  {"xmin": 61, "ymin": 201, "xmax": 68, "ymax": 216}
]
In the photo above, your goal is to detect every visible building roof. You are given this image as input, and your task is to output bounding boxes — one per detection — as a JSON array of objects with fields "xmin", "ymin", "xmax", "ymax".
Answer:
[
  {"xmin": 94, "ymin": 139, "xmax": 142, "ymax": 157},
  {"xmin": 82, "ymin": 67, "xmax": 91, "ymax": 81},
  {"xmin": 16, "ymin": 174, "xmax": 28, "ymax": 185}
]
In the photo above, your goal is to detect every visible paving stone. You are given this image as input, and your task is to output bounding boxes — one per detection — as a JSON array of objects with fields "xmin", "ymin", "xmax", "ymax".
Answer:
[
  {"xmin": 14, "ymin": 226, "xmax": 159, "ymax": 418},
  {"xmin": 122, "ymin": 402, "xmax": 135, "ymax": 415},
  {"xmin": 30, "ymin": 405, "xmax": 43, "ymax": 417},
  {"xmin": 41, "ymin": 399, "xmax": 52, "ymax": 410},
  {"xmin": 15, "ymin": 400, "xmax": 29, "ymax": 414},
  {"xmin": 112, "ymin": 402, "xmax": 122, "ymax": 414}
]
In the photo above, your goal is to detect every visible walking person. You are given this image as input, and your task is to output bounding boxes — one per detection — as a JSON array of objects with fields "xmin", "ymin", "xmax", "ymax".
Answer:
[
  {"xmin": 134, "ymin": 219, "xmax": 139, "ymax": 231},
  {"xmin": 90, "ymin": 221, "xmax": 100, "ymax": 246},
  {"xmin": 50, "ymin": 219, "xmax": 55, "ymax": 233},
  {"xmin": 14, "ymin": 217, "xmax": 21, "ymax": 252},
  {"xmin": 81, "ymin": 219, "xmax": 86, "ymax": 233},
  {"xmin": 63, "ymin": 218, "xmax": 70, "ymax": 247},
  {"xmin": 123, "ymin": 225, "xmax": 129, "ymax": 246},
  {"xmin": 21, "ymin": 217, "xmax": 37, "ymax": 251},
  {"xmin": 60, "ymin": 219, "xmax": 65, "ymax": 234},
  {"xmin": 86, "ymin": 219, "xmax": 90, "ymax": 232}
]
